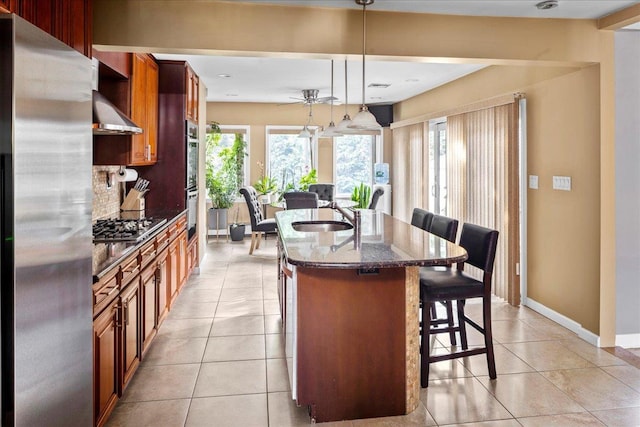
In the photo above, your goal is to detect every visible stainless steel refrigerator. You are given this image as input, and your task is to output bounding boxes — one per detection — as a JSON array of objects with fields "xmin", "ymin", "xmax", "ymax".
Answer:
[{"xmin": 0, "ymin": 15, "xmax": 93, "ymax": 426}]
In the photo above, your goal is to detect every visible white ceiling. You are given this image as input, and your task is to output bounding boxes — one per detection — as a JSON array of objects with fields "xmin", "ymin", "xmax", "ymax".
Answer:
[{"xmin": 153, "ymin": 0, "xmax": 640, "ymax": 104}]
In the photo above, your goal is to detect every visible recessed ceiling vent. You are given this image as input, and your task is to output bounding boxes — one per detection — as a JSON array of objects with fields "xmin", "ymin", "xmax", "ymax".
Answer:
[
  {"xmin": 368, "ymin": 83, "xmax": 391, "ymax": 89},
  {"xmin": 536, "ymin": 0, "xmax": 558, "ymax": 11}
]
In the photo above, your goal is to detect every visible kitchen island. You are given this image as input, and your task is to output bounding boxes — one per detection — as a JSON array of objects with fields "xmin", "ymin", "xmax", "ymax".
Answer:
[{"xmin": 275, "ymin": 208, "xmax": 467, "ymax": 423}]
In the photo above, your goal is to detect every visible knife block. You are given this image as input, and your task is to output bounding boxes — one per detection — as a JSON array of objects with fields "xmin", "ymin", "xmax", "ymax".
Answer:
[{"xmin": 121, "ymin": 189, "xmax": 145, "ymax": 214}]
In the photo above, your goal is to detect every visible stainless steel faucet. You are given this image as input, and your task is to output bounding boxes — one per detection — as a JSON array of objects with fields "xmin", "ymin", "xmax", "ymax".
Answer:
[{"xmin": 330, "ymin": 202, "xmax": 361, "ymax": 250}]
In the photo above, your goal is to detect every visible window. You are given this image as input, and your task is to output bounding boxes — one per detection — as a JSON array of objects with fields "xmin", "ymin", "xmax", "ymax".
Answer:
[
  {"xmin": 428, "ymin": 121, "xmax": 447, "ymax": 215},
  {"xmin": 205, "ymin": 125, "xmax": 250, "ymax": 188},
  {"xmin": 334, "ymin": 133, "xmax": 379, "ymax": 196},
  {"xmin": 266, "ymin": 126, "xmax": 318, "ymax": 190}
]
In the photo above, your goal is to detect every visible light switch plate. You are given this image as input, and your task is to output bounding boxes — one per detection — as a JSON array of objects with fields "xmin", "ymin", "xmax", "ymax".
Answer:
[
  {"xmin": 529, "ymin": 175, "xmax": 538, "ymax": 189},
  {"xmin": 552, "ymin": 176, "xmax": 571, "ymax": 191}
]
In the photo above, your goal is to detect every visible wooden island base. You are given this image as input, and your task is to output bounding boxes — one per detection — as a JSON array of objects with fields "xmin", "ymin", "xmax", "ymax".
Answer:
[{"xmin": 292, "ymin": 266, "xmax": 420, "ymax": 423}]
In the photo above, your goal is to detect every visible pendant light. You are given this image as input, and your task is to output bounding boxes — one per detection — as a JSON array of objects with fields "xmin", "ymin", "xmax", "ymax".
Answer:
[
  {"xmin": 348, "ymin": 0, "xmax": 381, "ymax": 131},
  {"xmin": 298, "ymin": 103, "xmax": 313, "ymax": 138},
  {"xmin": 336, "ymin": 60, "xmax": 352, "ymax": 132},
  {"xmin": 321, "ymin": 60, "xmax": 341, "ymax": 137}
]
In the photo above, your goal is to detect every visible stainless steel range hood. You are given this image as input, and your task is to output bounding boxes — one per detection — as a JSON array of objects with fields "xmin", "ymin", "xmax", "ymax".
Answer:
[{"xmin": 92, "ymin": 90, "xmax": 143, "ymax": 135}]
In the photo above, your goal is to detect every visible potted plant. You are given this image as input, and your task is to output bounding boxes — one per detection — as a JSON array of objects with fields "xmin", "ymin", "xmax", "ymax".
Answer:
[
  {"xmin": 228, "ymin": 204, "xmax": 246, "ymax": 241},
  {"xmin": 298, "ymin": 168, "xmax": 318, "ymax": 191},
  {"xmin": 206, "ymin": 126, "xmax": 247, "ymax": 232},
  {"xmin": 351, "ymin": 182, "xmax": 371, "ymax": 209},
  {"xmin": 254, "ymin": 161, "xmax": 278, "ymax": 203}
]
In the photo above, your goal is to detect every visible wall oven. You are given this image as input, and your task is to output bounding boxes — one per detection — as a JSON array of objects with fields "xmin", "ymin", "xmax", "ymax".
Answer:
[{"xmin": 186, "ymin": 121, "xmax": 198, "ymax": 191}]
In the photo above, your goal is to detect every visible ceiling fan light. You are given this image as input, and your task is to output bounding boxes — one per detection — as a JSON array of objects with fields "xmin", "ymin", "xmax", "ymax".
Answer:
[{"xmin": 348, "ymin": 105, "xmax": 381, "ymax": 130}]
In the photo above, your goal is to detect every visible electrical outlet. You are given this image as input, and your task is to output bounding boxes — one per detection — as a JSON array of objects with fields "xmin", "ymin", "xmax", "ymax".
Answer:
[
  {"xmin": 529, "ymin": 175, "xmax": 538, "ymax": 189},
  {"xmin": 552, "ymin": 176, "xmax": 571, "ymax": 191}
]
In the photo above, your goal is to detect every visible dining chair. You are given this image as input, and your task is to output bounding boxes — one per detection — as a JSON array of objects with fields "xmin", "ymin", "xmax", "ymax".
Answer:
[
  {"xmin": 239, "ymin": 186, "xmax": 277, "ymax": 255},
  {"xmin": 308, "ymin": 183, "xmax": 335, "ymax": 202},
  {"xmin": 419, "ymin": 223, "xmax": 499, "ymax": 387},
  {"xmin": 368, "ymin": 187, "xmax": 384, "ymax": 210},
  {"xmin": 410, "ymin": 208, "xmax": 433, "ymax": 231},
  {"xmin": 283, "ymin": 191, "xmax": 319, "ymax": 209}
]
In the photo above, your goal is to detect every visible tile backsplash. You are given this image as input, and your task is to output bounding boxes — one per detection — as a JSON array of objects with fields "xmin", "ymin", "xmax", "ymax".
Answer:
[{"xmin": 93, "ymin": 166, "xmax": 122, "ymax": 221}]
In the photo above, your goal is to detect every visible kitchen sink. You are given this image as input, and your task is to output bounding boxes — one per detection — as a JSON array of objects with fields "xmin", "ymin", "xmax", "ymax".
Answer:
[{"xmin": 291, "ymin": 220, "xmax": 354, "ymax": 232}]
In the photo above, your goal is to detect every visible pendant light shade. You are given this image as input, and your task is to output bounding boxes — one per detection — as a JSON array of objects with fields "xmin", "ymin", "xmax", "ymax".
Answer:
[
  {"xmin": 348, "ymin": 0, "xmax": 381, "ymax": 131},
  {"xmin": 298, "ymin": 126, "xmax": 312, "ymax": 138}
]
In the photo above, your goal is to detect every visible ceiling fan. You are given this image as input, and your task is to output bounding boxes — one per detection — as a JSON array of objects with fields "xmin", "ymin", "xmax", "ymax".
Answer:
[{"xmin": 283, "ymin": 89, "xmax": 340, "ymax": 106}]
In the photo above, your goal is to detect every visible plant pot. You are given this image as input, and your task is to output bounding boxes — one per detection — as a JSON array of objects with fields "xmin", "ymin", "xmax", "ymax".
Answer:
[
  {"xmin": 229, "ymin": 224, "xmax": 246, "ymax": 241},
  {"xmin": 208, "ymin": 208, "xmax": 228, "ymax": 230}
]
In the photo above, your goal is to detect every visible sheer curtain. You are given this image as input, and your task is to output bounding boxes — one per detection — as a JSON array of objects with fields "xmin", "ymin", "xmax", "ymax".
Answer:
[{"xmin": 392, "ymin": 123, "xmax": 426, "ymax": 223}]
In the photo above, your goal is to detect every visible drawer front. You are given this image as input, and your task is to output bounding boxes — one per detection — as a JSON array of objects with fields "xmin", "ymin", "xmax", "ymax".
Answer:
[
  {"xmin": 93, "ymin": 272, "xmax": 119, "ymax": 317},
  {"xmin": 120, "ymin": 253, "xmax": 140, "ymax": 287},
  {"xmin": 140, "ymin": 240, "xmax": 157, "ymax": 270},
  {"xmin": 156, "ymin": 228, "xmax": 170, "ymax": 252}
]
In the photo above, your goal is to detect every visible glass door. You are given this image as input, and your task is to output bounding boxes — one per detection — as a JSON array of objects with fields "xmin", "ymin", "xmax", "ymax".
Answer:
[{"xmin": 429, "ymin": 121, "xmax": 447, "ymax": 215}]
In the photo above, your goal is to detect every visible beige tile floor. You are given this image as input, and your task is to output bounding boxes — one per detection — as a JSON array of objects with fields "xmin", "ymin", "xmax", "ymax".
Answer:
[{"xmin": 106, "ymin": 237, "xmax": 640, "ymax": 427}]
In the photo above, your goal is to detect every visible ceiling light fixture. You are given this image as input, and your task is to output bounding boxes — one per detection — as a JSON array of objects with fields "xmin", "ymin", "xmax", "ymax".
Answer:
[
  {"xmin": 298, "ymin": 103, "xmax": 314, "ymax": 138},
  {"xmin": 321, "ymin": 60, "xmax": 342, "ymax": 138},
  {"xmin": 535, "ymin": 0, "xmax": 558, "ymax": 11},
  {"xmin": 348, "ymin": 0, "xmax": 381, "ymax": 131},
  {"xmin": 336, "ymin": 60, "xmax": 352, "ymax": 132},
  {"xmin": 217, "ymin": 73, "xmax": 231, "ymax": 78}
]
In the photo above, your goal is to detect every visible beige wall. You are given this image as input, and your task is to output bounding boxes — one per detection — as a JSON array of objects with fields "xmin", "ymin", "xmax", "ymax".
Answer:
[
  {"xmin": 92, "ymin": 0, "xmax": 625, "ymax": 343},
  {"xmin": 394, "ymin": 64, "xmax": 602, "ymax": 334}
]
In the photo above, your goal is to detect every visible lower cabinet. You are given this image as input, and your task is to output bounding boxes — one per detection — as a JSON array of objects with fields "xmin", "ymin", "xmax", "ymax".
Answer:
[
  {"xmin": 93, "ymin": 213, "xmax": 193, "ymax": 427},
  {"xmin": 93, "ymin": 300, "xmax": 119, "ymax": 427},
  {"xmin": 156, "ymin": 248, "xmax": 169, "ymax": 326},
  {"xmin": 141, "ymin": 263, "xmax": 157, "ymax": 356},
  {"xmin": 120, "ymin": 280, "xmax": 141, "ymax": 390}
]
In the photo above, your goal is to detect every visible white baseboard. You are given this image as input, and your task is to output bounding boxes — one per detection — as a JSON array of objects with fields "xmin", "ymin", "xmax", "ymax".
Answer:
[
  {"xmin": 616, "ymin": 333, "xmax": 640, "ymax": 348},
  {"xmin": 522, "ymin": 297, "xmax": 600, "ymax": 347}
]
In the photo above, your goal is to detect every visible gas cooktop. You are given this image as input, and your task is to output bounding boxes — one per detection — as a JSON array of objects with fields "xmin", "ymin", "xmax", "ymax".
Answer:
[{"xmin": 92, "ymin": 218, "xmax": 167, "ymax": 243}]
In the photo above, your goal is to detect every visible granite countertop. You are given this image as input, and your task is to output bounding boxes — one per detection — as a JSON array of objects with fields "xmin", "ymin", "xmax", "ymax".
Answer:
[
  {"xmin": 275, "ymin": 208, "xmax": 467, "ymax": 269},
  {"xmin": 92, "ymin": 208, "xmax": 186, "ymax": 282}
]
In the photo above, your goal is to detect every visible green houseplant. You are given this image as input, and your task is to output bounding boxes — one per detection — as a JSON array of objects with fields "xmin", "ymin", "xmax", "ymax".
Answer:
[
  {"xmin": 351, "ymin": 183, "xmax": 371, "ymax": 209},
  {"xmin": 206, "ymin": 126, "xmax": 247, "ymax": 231}
]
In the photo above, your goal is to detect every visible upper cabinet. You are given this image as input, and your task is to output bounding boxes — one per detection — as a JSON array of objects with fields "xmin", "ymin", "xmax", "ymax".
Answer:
[
  {"xmin": 130, "ymin": 53, "xmax": 159, "ymax": 165},
  {"xmin": 5, "ymin": 0, "xmax": 92, "ymax": 57},
  {"xmin": 185, "ymin": 64, "xmax": 199, "ymax": 123},
  {"xmin": 94, "ymin": 53, "xmax": 159, "ymax": 166}
]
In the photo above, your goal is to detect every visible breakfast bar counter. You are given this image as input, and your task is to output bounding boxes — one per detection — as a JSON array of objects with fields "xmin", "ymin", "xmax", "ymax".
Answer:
[{"xmin": 275, "ymin": 208, "xmax": 466, "ymax": 423}]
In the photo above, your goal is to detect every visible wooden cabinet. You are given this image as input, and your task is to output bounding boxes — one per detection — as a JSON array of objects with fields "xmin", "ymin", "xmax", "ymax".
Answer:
[
  {"xmin": 93, "ymin": 53, "xmax": 159, "ymax": 167},
  {"xmin": 186, "ymin": 64, "xmax": 199, "ymax": 123},
  {"xmin": 0, "ymin": 0, "xmax": 16, "ymax": 13},
  {"xmin": 178, "ymin": 230, "xmax": 188, "ymax": 291},
  {"xmin": 141, "ymin": 263, "xmax": 157, "ymax": 356},
  {"xmin": 13, "ymin": 0, "xmax": 92, "ymax": 57},
  {"xmin": 120, "ymin": 279, "xmax": 141, "ymax": 391},
  {"xmin": 92, "ymin": 212, "xmax": 191, "ymax": 426},
  {"xmin": 187, "ymin": 236, "xmax": 198, "ymax": 278},
  {"xmin": 130, "ymin": 53, "xmax": 158, "ymax": 165},
  {"xmin": 156, "ymin": 248, "xmax": 170, "ymax": 326},
  {"xmin": 93, "ymin": 299, "xmax": 119, "ymax": 427}
]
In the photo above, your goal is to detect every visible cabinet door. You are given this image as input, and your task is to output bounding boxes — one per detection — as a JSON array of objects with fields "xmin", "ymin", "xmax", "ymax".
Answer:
[
  {"xmin": 168, "ymin": 239, "xmax": 179, "ymax": 307},
  {"xmin": 130, "ymin": 54, "xmax": 158, "ymax": 166},
  {"xmin": 178, "ymin": 231, "xmax": 188, "ymax": 291},
  {"xmin": 120, "ymin": 280, "xmax": 141, "ymax": 390},
  {"xmin": 141, "ymin": 264, "xmax": 157, "ymax": 356},
  {"xmin": 156, "ymin": 248, "xmax": 169, "ymax": 326},
  {"xmin": 146, "ymin": 58, "xmax": 159, "ymax": 162},
  {"xmin": 93, "ymin": 301, "xmax": 119, "ymax": 427}
]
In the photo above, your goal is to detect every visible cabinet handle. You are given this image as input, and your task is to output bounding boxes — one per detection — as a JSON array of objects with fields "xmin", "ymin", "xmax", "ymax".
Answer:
[
  {"xmin": 123, "ymin": 301, "xmax": 129, "ymax": 326},
  {"xmin": 115, "ymin": 304, "xmax": 122, "ymax": 328}
]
